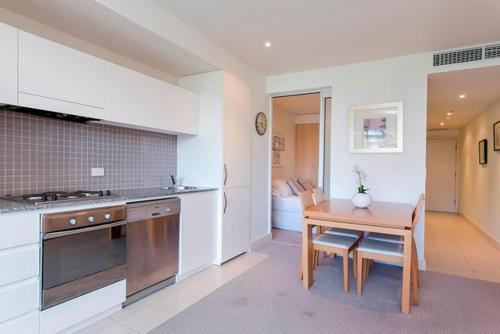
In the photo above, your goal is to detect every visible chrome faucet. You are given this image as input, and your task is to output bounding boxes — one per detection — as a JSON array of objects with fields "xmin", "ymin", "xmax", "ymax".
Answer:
[{"xmin": 170, "ymin": 174, "xmax": 176, "ymax": 186}]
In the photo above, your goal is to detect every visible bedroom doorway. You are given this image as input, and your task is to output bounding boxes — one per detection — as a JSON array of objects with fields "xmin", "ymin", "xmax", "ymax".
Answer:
[{"xmin": 270, "ymin": 90, "xmax": 331, "ymax": 242}]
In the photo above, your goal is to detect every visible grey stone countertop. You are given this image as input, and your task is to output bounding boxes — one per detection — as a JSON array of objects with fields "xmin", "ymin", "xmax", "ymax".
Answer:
[{"xmin": 0, "ymin": 186, "xmax": 218, "ymax": 214}]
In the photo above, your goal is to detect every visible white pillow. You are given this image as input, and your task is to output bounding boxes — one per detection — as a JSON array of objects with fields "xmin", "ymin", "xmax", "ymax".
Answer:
[
  {"xmin": 297, "ymin": 177, "xmax": 314, "ymax": 191},
  {"xmin": 272, "ymin": 179, "xmax": 292, "ymax": 197}
]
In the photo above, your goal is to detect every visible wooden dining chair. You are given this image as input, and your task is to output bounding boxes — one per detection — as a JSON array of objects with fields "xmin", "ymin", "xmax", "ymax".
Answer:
[
  {"xmin": 355, "ymin": 194, "xmax": 425, "ymax": 305},
  {"xmin": 299, "ymin": 191, "xmax": 361, "ymax": 292}
]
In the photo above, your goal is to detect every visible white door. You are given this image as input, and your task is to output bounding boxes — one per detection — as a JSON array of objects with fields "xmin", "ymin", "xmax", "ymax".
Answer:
[
  {"xmin": 221, "ymin": 187, "xmax": 250, "ymax": 263},
  {"xmin": 426, "ymin": 138, "xmax": 457, "ymax": 212}
]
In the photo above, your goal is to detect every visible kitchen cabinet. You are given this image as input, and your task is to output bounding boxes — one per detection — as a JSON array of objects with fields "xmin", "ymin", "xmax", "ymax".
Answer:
[
  {"xmin": 178, "ymin": 71, "xmax": 251, "ymax": 264},
  {"xmin": 105, "ymin": 62, "xmax": 199, "ymax": 135},
  {"xmin": 0, "ymin": 278, "xmax": 39, "ymax": 323},
  {"xmin": 178, "ymin": 191, "xmax": 218, "ymax": 277},
  {"xmin": 221, "ymin": 187, "xmax": 250, "ymax": 263},
  {"xmin": 0, "ymin": 311, "xmax": 39, "ymax": 334},
  {"xmin": 0, "ymin": 22, "xmax": 18, "ymax": 105},
  {"xmin": 18, "ymin": 31, "xmax": 105, "ymax": 118}
]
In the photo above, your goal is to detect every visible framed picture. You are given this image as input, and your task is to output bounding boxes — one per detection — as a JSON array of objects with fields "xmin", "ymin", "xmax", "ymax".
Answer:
[
  {"xmin": 494, "ymin": 120, "xmax": 500, "ymax": 151},
  {"xmin": 272, "ymin": 135, "xmax": 286, "ymax": 167},
  {"xmin": 479, "ymin": 139, "xmax": 488, "ymax": 165},
  {"xmin": 348, "ymin": 101, "xmax": 403, "ymax": 153}
]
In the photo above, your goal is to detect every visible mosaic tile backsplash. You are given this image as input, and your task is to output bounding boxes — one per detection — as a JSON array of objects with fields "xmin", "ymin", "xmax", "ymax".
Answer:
[{"xmin": 0, "ymin": 110, "xmax": 177, "ymax": 196}]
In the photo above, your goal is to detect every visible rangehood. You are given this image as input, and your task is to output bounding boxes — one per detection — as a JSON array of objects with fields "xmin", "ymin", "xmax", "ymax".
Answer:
[{"xmin": 0, "ymin": 104, "xmax": 100, "ymax": 123}]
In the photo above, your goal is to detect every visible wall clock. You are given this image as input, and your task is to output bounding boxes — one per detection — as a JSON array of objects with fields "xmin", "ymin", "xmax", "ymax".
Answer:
[{"xmin": 255, "ymin": 112, "xmax": 267, "ymax": 136}]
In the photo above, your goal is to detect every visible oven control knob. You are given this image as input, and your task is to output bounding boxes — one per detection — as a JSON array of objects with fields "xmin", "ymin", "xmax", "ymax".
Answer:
[
  {"xmin": 104, "ymin": 213, "xmax": 111, "ymax": 220},
  {"xmin": 68, "ymin": 218, "xmax": 77, "ymax": 225},
  {"xmin": 88, "ymin": 216, "xmax": 95, "ymax": 223}
]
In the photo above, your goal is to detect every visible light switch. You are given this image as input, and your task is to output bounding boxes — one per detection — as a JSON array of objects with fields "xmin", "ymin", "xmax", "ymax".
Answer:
[{"xmin": 91, "ymin": 168, "xmax": 105, "ymax": 177}]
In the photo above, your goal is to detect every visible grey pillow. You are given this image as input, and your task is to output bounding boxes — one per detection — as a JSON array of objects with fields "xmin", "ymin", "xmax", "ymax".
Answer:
[
  {"xmin": 287, "ymin": 179, "xmax": 305, "ymax": 195},
  {"xmin": 297, "ymin": 177, "xmax": 314, "ymax": 191}
]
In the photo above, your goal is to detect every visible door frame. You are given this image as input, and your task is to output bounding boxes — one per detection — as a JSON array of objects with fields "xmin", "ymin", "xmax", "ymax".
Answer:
[
  {"xmin": 267, "ymin": 87, "xmax": 332, "ymax": 234},
  {"xmin": 426, "ymin": 136, "xmax": 459, "ymax": 213}
]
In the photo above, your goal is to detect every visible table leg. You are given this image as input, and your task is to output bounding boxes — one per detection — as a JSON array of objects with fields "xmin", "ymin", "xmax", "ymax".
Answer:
[
  {"xmin": 401, "ymin": 230, "xmax": 412, "ymax": 314},
  {"xmin": 302, "ymin": 221, "xmax": 313, "ymax": 289}
]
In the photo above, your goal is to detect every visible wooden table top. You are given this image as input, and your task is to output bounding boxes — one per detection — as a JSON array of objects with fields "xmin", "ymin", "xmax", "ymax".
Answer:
[{"xmin": 304, "ymin": 198, "xmax": 413, "ymax": 229}]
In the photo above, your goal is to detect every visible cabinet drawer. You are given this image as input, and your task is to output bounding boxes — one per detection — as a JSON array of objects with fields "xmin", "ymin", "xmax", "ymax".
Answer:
[
  {"xmin": 0, "ymin": 212, "xmax": 40, "ymax": 250},
  {"xmin": 0, "ymin": 245, "xmax": 39, "ymax": 286},
  {"xmin": 0, "ymin": 311, "xmax": 39, "ymax": 334},
  {"xmin": 0, "ymin": 278, "xmax": 39, "ymax": 322}
]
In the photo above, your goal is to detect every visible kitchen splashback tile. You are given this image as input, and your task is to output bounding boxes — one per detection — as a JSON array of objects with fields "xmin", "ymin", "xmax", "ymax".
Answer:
[{"xmin": 0, "ymin": 110, "xmax": 176, "ymax": 196}]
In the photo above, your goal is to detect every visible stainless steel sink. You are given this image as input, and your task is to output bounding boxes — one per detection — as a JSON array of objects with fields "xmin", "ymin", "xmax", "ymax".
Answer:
[{"xmin": 160, "ymin": 185, "xmax": 197, "ymax": 191}]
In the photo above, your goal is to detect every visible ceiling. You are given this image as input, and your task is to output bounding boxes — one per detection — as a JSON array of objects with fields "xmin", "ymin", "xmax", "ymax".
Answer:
[
  {"xmin": 0, "ymin": 0, "xmax": 218, "ymax": 77},
  {"xmin": 153, "ymin": 0, "xmax": 500, "ymax": 75},
  {"xmin": 273, "ymin": 93, "xmax": 320, "ymax": 115},
  {"xmin": 427, "ymin": 65, "xmax": 500, "ymax": 130}
]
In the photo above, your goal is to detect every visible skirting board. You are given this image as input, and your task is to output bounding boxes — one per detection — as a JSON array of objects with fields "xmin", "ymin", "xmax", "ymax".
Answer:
[
  {"xmin": 459, "ymin": 212, "xmax": 500, "ymax": 251},
  {"xmin": 251, "ymin": 233, "xmax": 272, "ymax": 250}
]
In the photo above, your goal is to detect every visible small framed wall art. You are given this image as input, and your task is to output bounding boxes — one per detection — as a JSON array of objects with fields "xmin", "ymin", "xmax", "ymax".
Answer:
[
  {"xmin": 494, "ymin": 120, "xmax": 500, "ymax": 151},
  {"xmin": 272, "ymin": 135, "xmax": 287, "ymax": 167},
  {"xmin": 479, "ymin": 139, "xmax": 488, "ymax": 165},
  {"xmin": 348, "ymin": 101, "xmax": 403, "ymax": 153}
]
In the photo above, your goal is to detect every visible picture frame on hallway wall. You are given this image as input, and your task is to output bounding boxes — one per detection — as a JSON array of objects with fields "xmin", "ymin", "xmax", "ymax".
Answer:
[
  {"xmin": 272, "ymin": 134, "xmax": 287, "ymax": 167},
  {"xmin": 479, "ymin": 139, "xmax": 488, "ymax": 165},
  {"xmin": 494, "ymin": 120, "xmax": 500, "ymax": 151},
  {"xmin": 348, "ymin": 101, "xmax": 403, "ymax": 153}
]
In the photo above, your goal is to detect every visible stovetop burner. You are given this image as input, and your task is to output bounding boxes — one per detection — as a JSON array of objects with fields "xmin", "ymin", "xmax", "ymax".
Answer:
[{"xmin": 5, "ymin": 190, "xmax": 116, "ymax": 205}]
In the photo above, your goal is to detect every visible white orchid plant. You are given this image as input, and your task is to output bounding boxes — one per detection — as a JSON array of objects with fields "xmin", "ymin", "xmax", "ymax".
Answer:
[{"xmin": 353, "ymin": 165, "xmax": 369, "ymax": 194}]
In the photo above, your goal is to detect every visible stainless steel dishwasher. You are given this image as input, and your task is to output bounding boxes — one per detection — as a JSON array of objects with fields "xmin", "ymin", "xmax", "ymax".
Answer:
[{"xmin": 125, "ymin": 198, "xmax": 180, "ymax": 305}]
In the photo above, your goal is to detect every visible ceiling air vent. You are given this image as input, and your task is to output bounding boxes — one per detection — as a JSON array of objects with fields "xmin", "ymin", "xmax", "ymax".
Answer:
[
  {"xmin": 433, "ymin": 47, "xmax": 483, "ymax": 66},
  {"xmin": 485, "ymin": 44, "xmax": 500, "ymax": 59}
]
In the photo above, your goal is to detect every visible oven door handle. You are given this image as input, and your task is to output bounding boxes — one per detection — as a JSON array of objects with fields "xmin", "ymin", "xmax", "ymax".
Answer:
[{"xmin": 43, "ymin": 220, "xmax": 128, "ymax": 240}]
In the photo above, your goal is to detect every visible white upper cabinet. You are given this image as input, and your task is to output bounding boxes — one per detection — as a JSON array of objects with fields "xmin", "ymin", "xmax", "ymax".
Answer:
[
  {"xmin": 105, "ymin": 62, "xmax": 199, "ymax": 135},
  {"xmin": 105, "ymin": 62, "xmax": 164, "ymax": 129},
  {"xmin": 222, "ymin": 73, "xmax": 251, "ymax": 188},
  {"xmin": 163, "ymin": 84, "xmax": 199, "ymax": 135},
  {"xmin": 18, "ymin": 31, "xmax": 105, "ymax": 118},
  {"xmin": 0, "ymin": 23, "xmax": 18, "ymax": 105}
]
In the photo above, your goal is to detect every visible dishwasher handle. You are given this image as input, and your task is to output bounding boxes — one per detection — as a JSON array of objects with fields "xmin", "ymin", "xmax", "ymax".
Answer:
[{"xmin": 151, "ymin": 208, "xmax": 171, "ymax": 217}]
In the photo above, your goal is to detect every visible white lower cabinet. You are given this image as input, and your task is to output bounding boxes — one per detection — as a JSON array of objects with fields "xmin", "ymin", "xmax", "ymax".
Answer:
[
  {"xmin": 178, "ymin": 191, "xmax": 218, "ymax": 277},
  {"xmin": 0, "ymin": 278, "xmax": 39, "ymax": 323},
  {"xmin": 220, "ymin": 187, "xmax": 250, "ymax": 263},
  {"xmin": 0, "ymin": 311, "xmax": 39, "ymax": 334},
  {"xmin": 0, "ymin": 244, "xmax": 39, "ymax": 286}
]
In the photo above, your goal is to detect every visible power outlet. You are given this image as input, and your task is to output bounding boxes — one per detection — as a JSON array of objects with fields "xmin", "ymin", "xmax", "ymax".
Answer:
[{"xmin": 91, "ymin": 168, "xmax": 105, "ymax": 177}]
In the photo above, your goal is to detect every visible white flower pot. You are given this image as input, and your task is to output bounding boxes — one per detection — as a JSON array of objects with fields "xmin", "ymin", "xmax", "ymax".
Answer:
[{"xmin": 352, "ymin": 193, "xmax": 372, "ymax": 208}]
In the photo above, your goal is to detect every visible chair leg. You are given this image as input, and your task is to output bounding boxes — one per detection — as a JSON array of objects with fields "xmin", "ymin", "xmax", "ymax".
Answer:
[
  {"xmin": 342, "ymin": 250, "xmax": 349, "ymax": 293},
  {"xmin": 412, "ymin": 240, "xmax": 420, "ymax": 288},
  {"xmin": 353, "ymin": 250, "xmax": 357, "ymax": 279},
  {"xmin": 356, "ymin": 252, "xmax": 363, "ymax": 295},
  {"xmin": 362, "ymin": 259, "xmax": 368, "ymax": 280},
  {"xmin": 411, "ymin": 258, "xmax": 419, "ymax": 306}
]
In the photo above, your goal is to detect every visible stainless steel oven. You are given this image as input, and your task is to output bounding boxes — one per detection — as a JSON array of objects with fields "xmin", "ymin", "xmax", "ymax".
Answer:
[{"xmin": 41, "ymin": 205, "xmax": 127, "ymax": 309}]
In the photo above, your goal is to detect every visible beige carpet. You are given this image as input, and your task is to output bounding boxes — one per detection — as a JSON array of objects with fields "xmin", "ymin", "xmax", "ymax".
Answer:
[{"xmin": 151, "ymin": 241, "xmax": 500, "ymax": 334}]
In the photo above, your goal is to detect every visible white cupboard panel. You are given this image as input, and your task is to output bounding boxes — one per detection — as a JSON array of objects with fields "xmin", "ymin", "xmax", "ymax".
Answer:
[
  {"xmin": 0, "ymin": 22, "xmax": 18, "ymax": 105},
  {"xmin": 0, "ymin": 244, "xmax": 39, "ymax": 286},
  {"xmin": 18, "ymin": 31, "xmax": 105, "ymax": 112},
  {"xmin": 179, "ymin": 191, "xmax": 218, "ymax": 276},
  {"xmin": 221, "ymin": 187, "xmax": 250, "ymax": 263},
  {"xmin": 105, "ymin": 62, "xmax": 163, "ymax": 129},
  {"xmin": 223, "ymin": 73, "xmax": 251, "ymax": 188},
  {"xmin": 0, "ymin": 311, "xmax": 39, "ymax": 334},
  {"xmin": 0, "ymin": 278, "xmax": 39, "ymax": 322},
  {"xmin": 0, "ymin": 212, "xmax": 40, "ymax": 250},
  {"xmin": 164, "ymin": 85, "xmax": 199, "ymax": 135}
]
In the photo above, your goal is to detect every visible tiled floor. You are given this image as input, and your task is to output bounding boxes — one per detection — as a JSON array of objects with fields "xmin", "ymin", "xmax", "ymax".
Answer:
[
  {"xmin": 76, "ymin": 251, "xmax": 269, "ymax": 334},
  {"xmin": 425, "ymin": 211, "xmax": 500, "ymax": 283}
]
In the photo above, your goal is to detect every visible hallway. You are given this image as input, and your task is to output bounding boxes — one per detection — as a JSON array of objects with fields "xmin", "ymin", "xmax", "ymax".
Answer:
[{"xmin": 425, "ymin": 211, "xmax": 500, "ymax": 283}]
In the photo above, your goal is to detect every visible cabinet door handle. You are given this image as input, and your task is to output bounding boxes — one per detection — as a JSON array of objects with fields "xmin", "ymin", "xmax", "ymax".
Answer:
[
  {"xmin": 223, "ymin": 191, "xmax": 228, "ymax": 214},
  {"xmin": 223, "ymin": 163, "xmax": 228, "ymax": 186}
]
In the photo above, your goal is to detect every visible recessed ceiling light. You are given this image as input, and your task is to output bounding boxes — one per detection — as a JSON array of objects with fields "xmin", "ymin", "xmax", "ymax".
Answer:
[
  {"xmin": 440, "ymin": 122, "xmax": 445, "ymax": 126},
  {"xmin": 447, "ymin": 111, "xmax": 453, "ymax": 116},
  {"xmin": 459, "ymin": 94, "xmax": 466, "ymax": 99},
  {"xmin": 264, "ymin": 41, "xmax": 272, "ymax": 48}
]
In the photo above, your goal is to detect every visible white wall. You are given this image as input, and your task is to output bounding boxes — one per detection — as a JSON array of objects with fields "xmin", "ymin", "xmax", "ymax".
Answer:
[
  {"xmin": 458, "ymin": 100, "xmax": 500, "ymax": 243},
  {"xmin": 272, "ymin": 108, "xmax": 296, "ymax": 180},
  {"xmin": 295, "ymin": 114, "xmax": 320, "ymax": 124},
  {"xmin": 267, "ymin": 54, "xmax": 430, "ymax": 267}
]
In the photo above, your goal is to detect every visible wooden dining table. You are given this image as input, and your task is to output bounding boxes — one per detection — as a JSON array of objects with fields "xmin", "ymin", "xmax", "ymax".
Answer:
[{"xmin": 302, "ymin": 198, "xmax": 414, "ymax": 314}]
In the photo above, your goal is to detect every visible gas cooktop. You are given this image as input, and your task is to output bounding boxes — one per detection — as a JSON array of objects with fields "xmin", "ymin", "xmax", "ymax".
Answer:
[{"xmin": 3, "ymin": 190, "xmax": 118, "ymax": 205}]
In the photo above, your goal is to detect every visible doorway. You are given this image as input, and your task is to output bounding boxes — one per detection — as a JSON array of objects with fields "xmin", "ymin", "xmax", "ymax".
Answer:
[{"xmin": 270, "ymin": 91, "xmax": 331, "ymax": 240}]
